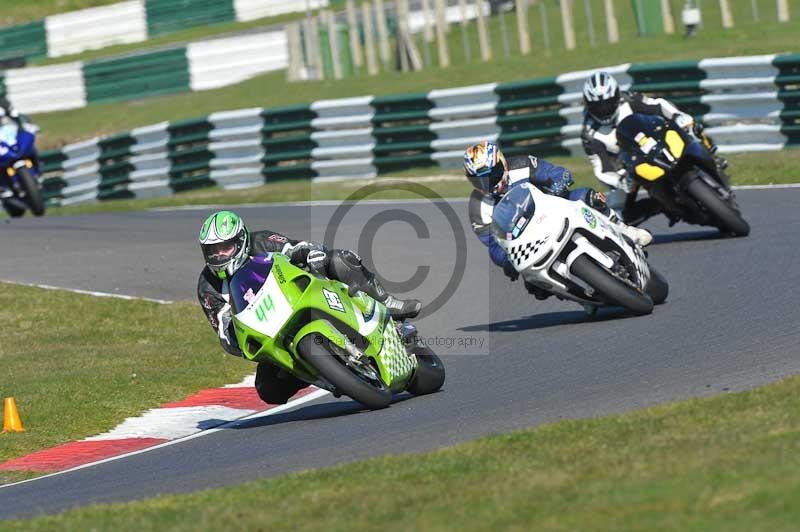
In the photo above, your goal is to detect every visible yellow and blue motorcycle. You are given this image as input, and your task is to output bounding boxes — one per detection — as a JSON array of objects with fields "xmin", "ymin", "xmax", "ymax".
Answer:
[{"xmin": 617, "ymin": 114, "xmax": 749, "ymax": 236}]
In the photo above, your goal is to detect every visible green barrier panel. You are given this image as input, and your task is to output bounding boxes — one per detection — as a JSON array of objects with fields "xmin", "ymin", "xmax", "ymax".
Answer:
[
  {"xmin": 262, "ymin": 149, "xmax": 314, "ymax": 164},
  {"xmin": 0, "ymin": 74, "xmax": 5, "ymax": 98},
  {"xmin": 263, "ymin": 163, "xmax": 317, "ymax": 181},
  {"xmin": 84, "ymin": 47, "xmax": 190, "ymax": 104},
  {"xmin": 145, "ymin": 0, "xmax": 236, "ymax": 37},
  {"xmin": 39, "ymin": 150, "xmax": 67, "ymax": 203},
  {"xmin": 262, "ymin": 106, "xmax": 316, "ymax": 136},
  {"xmin": 97, "ymin": 133, "xmax": 136, "ymax": 200},
  {"xmin": 628, "ymin": 61, "xmax": 705, "ymax": 98},
  {"xmin": 630, "ymin": 0, "xmax": 664, "ymax": 36},
  {"xmin": 374, "ymin": 153, "xmax": 435, "ymax": 173},
  {"xmin": 168, "ymin": 118, "xmax": 213, "ymax": 146},
  {"xmin": 0, "ymin": 21, "xmax": 47, "ymax": 61},
  {"xmin": 261, "ymin": 135, "xmax": 317, "ymax": 152},
  {"xmin": 167, "ymin": 117, "xmax": 215, "ymax": 193}
]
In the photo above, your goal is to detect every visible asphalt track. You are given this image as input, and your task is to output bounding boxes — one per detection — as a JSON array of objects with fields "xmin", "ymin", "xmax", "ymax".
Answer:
[{"xmin": 1, "ymin": 188, "xmax": 799, "ymax": 519}]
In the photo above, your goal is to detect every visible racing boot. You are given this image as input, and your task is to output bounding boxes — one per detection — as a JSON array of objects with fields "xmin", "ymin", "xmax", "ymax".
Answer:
[
  {"xmin": 331, "ymin": 249, "xmax": 422, "ymax": 320},
  {"xmin": 622, "ymin": 224, "xmax": 653, "ymax": 247},
  {"xmin": 609, "ymin": 210, "xmax": 652, "ymax": 247},
  {"xmin": 382, "ymin": 295, "xmax": 422, "ymax": 320}
]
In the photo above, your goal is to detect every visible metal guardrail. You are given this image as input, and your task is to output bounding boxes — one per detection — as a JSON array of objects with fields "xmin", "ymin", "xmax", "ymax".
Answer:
[{"xmin": 38, "ymin": 53, "xmax": 800, "ymax": 206}]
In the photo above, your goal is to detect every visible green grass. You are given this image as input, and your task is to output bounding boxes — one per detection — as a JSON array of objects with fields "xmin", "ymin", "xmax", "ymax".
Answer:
[
  {"xmin": 32, "ymin": 1, "xmax": 799, "ymax": 150},
  {"xmin": 0, "ymin": 0, "xmax": 120, "ymax": 26},
  {"xmin": 39, "ymin": 151, "xmax": 800, "ymax": 217},
  {"xmin": 0, "ymin": 283, "xmax": 253, "ymax": 485},
  {"xmin": 5, "ymin": 370, "xmax": 800, "ymax": 530}
]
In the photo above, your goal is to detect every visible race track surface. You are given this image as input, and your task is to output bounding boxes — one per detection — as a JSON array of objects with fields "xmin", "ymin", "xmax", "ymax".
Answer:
[{"xmin": 1, "ymin": 189, "xmax": 799, "ymax": 519}]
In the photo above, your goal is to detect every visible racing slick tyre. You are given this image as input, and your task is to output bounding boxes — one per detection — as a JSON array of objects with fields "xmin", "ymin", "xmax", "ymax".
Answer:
[
  {"xmin": 644, "ymin": 267, "xmax": 669, "ymax": 305},
  {"xmin": 298, "ymin": 334, "xmax": 392, "ymax": 410},
  {"xmin": 406, "ymin": 345, "xmax": 445, "ymax": 396},
  {"xmin": 571, "ymin": 255, "xmax": 654, "ymax": 316},
  {"xmin": 687, "ymin": 179, "xmax": 749, "ymax": 236},
  {"xmin": 17, "ymin": 167, "xmax": 45, "ymax": 216}
]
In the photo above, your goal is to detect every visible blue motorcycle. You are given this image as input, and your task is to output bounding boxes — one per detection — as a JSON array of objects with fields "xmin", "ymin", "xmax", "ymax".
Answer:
[{"xmin": 0, "ymin": 121, "xmax": 44, "ymax": 217}]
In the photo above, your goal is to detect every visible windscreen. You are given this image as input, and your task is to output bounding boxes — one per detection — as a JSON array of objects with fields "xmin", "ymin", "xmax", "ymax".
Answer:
[
  {"xmin": 0, "ymin": 123, "xmax": 18, "ymax": 148},
  {"xmin": 491, "ymin": 185, "xmax": 536, "ymax": 241},
  {"xmin": 229, "ymin": 255, "xmax": 274, "ymax": 314}
]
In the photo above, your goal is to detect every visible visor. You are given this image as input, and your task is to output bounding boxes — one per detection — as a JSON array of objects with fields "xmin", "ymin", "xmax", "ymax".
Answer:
[
  {"xmin": 202, "ymin": 233, "xmax": 246, "ymax": 268},
  {"xmin": 467, "ymin": 164, "xmax": 506, "ymax": 193}
]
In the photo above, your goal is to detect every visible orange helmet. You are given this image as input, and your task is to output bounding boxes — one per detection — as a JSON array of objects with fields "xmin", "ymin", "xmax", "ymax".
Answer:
[{"xmin": 464, "ymin": 141, "xmax": 508, "ymax": 194}]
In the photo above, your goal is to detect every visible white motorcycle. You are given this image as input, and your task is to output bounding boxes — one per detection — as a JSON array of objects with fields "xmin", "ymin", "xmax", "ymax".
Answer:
[{"xmin": 492, "ymin": 183, "xmax": 668, "ymax": 316}]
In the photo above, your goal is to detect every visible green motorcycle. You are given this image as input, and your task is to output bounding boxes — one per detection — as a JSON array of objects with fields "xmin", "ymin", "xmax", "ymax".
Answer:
[{"xmin": 229, "ymin": 253, "xmax": 445, "ymax": 409}]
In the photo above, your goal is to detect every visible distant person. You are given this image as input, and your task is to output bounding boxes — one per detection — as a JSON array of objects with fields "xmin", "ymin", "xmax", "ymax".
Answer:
[
  {"xmin": 463, "ymin": 141, "xmax": 652, "ymax": 300},
  {"xmin": 581, "ymin": 71, "xmax": 727, "ymax": 224},
  {"xmin": 196, "ymin": 211, "xmax": 421, "ymax": 404}
]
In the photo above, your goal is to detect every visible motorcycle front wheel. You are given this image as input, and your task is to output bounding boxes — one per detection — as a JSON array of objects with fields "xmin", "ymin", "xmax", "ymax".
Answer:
[
  {"xmin": 298, "ymin": 334, "xmax": 392, "ymax": 410},
  {"xmin": 17, "ymin": 166, "xmax": 45, "ymax": 216}
]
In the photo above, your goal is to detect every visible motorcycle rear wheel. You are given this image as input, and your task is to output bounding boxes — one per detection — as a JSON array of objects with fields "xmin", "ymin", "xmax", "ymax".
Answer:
[
  {"xmin": 571, "ymin": 255, "xmax": 654, "ymax": 316},
  {"xmin": 298, "ymin": 334, "xmax": 392, "ymax": 410},
  {"xmin": 687, "ymin": 179, "xmax": 749, "ymax": 236},
  {"xmin": 17, "ymin": 167, "xmax": 45, "ymax": 216}
]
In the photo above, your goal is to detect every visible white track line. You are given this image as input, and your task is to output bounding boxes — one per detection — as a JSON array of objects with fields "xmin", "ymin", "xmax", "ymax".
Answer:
[
  {"xmin": 0, "ymin": 281, "xmax": 173, "ymax": 305},
  {"xmin": 0, "ymin": 388, "xmax": 331, "ymax": 490}
]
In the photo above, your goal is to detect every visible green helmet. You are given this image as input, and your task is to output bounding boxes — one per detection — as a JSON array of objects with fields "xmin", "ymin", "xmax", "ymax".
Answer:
[{"xmin": 199, "ymin": 211, "xmax": 250, "ymax": 279}]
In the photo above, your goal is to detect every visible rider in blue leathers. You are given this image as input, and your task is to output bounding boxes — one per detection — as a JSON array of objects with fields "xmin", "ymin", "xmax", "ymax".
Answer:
[{"xmin": 464, "ymin": 141, "xmax": 652, "ymax": 299}]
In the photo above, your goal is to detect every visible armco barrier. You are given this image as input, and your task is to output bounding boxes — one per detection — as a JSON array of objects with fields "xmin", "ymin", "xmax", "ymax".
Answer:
[
  {"xmin": 38, "ymin": 53, "xmax": 800, "ymax": 206},
  {"xmin": 0, "ymin": 0, "xmax": 325, "ymax": 61},
  {"xmin": 3, "ymin": 29, "xmax": 287, "ymax": 114}
]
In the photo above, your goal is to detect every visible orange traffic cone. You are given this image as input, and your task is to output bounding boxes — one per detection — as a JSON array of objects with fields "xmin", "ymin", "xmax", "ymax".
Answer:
[{"xmin": 3, "ymin": 397, "xmax": 25, "ymax": 432}]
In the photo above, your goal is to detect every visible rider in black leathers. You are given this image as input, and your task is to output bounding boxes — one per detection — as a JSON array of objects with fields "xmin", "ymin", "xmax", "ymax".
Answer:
[{"xmin": 197, "ymin": 212, "xmax": 421, "ymax": 405}]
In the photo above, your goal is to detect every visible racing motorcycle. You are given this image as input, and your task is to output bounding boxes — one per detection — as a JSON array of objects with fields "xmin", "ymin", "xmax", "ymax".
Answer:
[
  {"xmin": 229, "ymin": 253, "xmax": 445, "ymax": 410},
  {"xmin": 493, "ymin": 182, "xmax": 668, "ymax": 316},
  {"xmin": 616, "ymin": 113, "xmax": 748, "ymax": 236},
  {"xmin": 0, "ymin": 120, "xmax": 45, "ymax": 217}
]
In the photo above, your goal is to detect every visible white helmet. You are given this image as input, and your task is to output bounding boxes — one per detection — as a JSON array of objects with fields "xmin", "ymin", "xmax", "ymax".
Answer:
[{"xmin": 583, "ymin": 71, "xmax": 621, "ymax": 125}]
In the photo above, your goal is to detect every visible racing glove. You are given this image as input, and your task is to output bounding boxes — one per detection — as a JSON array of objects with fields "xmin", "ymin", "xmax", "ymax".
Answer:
[
  {"xmin": 502, "ymin": 260, "xmax": 519, "ymax": 282},
  {"xmin": 674, "ymin": 113, "xmax": 695, "ymax": 131},
  {"xmin": 548, "ymin": 168, "xmax": 575, "ymax": 197},
  {"xmin": 587, "ymin": 190, "xmax": 608, "ymax": 211},
  {"xmin": 287, "ymin": 241, "xmax": 328, "ymax": 272}
]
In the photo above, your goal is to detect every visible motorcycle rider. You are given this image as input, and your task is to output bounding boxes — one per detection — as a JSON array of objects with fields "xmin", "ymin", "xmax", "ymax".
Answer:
[
  {"xmin": 581, "ymin": 71, "xmax": 726, "ymax": 225},
  {"xmin": 197, "ymin": 210, "xmax": 421, "ymax": 404},
  {"xmin": 0, "ymin": 96, "xmax": 39, "ymax": 217},
  {"xmin": 465, "ymin": 140, "xmax": 652, "ymax": 300}
]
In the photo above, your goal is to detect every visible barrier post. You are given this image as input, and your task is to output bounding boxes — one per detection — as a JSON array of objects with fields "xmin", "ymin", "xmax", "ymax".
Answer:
[
  {"xmin": 361, "ymin": 2, "xmax": 379, "ymax": 75},
  {"xmin": 515, "ymin": 0, "xmax": 531, "ymax": 55},
  {"xmin": 286, "ymin": 22, "xmax": 304, "ymax": 81},
  {"xmin": 661, "ymin": 0, "xmax": 675, "ymax": 33},
  {"xmin": 720, "ymin": 0, "xmax": 735, "ymax": 28},
  {"xmin": 345, "ymin": 0, "xmax": 363, "ymax": 69},
  {"xmin": 777, "ymin": 0, "xmax": 790, "ymax": 22},
  {"xmin": 421, "ymin": 0, "xmax": 435, "ymax": 65},
  {"xmin": 374, "ymin": 0, "xmax": 391, "ymax": 65},
  {"xmin": 458, "ymin": 0, "xmax": 472, "ymax": 59},
  {"xmin": 476, "ymin": 0, "xmax": 492, "ymax": 60},
  {"xmin": 435, "ymin": 0, "xmax": 450, "ymax": 67},
  {"xmin": 560, "ymin": 0, "xmax": 576, "ymax": 50},
  {"xmin": 604, "ymin": 0, "xmax": 619, "ymax": 43}
]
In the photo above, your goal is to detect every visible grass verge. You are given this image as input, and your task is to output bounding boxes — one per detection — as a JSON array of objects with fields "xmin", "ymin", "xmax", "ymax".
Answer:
[
  {"xmin": 0, "ymin": 283, "xmax": 253, "ymax": 485},
  {"xmin": 5, "ymin": 371, "xmax": 800, "ymax": 529},
  {"xmin": 32, "ymin": 5, "xmax": 799, "ymax": 150},
  {"xmin": 39, "ymin": 150, "xmax": 800, "ymax": 217}
]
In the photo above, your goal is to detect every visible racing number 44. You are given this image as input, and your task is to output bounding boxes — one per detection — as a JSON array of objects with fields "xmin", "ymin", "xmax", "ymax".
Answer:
[{"xmin": 255, "ymin": 295, "xmax": 275, "ymax": 322}]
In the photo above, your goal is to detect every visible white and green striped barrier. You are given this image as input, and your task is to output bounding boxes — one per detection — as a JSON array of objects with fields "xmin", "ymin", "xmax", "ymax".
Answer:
[
  {"xmin": 0, "ymin": 30, "xmax": 288, "ymax": 115},
  {"xmin": 0, "ymin": 0, "xmax": 325, "ymax": 62},
  {"xmin": 39, "ymin": 53, "xmax": 800, "ymax": 205}
]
